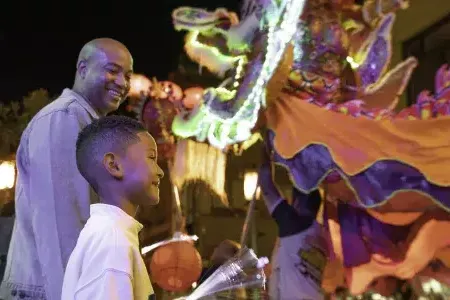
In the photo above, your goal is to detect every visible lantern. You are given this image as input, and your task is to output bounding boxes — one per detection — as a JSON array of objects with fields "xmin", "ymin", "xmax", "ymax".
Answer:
[
  {"xmin": 151, "ymin": 81, "xmax": 183, "ymax": 103},
  {"xmin": 129, "ymin": 74, "xmax": 151, "ymax": 97},
  {"xmin": 150, "ymin": 241, "xmax": 202, "ymax": 292},
  {"xmin": 182, "ymin": 87, "xmax": 204, "ymax": 109},
  {"xmin": 141, "ymin": 97, "xmax": 177, "ymax": 160}
]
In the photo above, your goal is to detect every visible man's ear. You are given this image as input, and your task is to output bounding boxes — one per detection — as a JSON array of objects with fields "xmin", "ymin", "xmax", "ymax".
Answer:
[
  {"xmin": 77, "ymin": 59, "xmax": 88, "ymax": 79},
  {"xmin": 103, "ymin": 152, "xmax": 124, "ymax": 179}
]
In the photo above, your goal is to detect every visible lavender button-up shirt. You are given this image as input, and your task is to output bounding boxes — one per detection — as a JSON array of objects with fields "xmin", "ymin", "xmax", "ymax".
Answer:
[{"xmin": 0, "ymin": 89, "xmax": 100, "ymax": 300}]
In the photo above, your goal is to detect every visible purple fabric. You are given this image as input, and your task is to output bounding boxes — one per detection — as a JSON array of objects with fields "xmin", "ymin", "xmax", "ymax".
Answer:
[
  {"xmin": 338, "ymin": 204, "xmax": 411, "ymax": 267},
  {"xmin": 268, "ymin": 131, "xmax": 450, "ymax": 210},
  {"xmin": 358, "ymin": 14, "xmax": 394, "ymax": 88}
]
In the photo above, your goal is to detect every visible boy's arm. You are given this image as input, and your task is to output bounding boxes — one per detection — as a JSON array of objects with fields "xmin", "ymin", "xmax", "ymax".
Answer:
[
  {"xmin": 74, "ymin": 270, "xmax": 134, "ymax": 300},
  {"xmin": 28, "ymin": 111, "xmax": 95, "ymax": 300}
]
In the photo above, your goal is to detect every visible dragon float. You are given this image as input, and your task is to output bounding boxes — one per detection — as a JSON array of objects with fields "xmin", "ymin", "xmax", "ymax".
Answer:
[{"xmin": 168, "ymin": 0, "xmax": 450, "ymax": 295}]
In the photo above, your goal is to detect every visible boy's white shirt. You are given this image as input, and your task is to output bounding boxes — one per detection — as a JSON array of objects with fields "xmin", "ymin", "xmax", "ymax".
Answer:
[
  {"xmin": 270, "ymin": 222, "xmax": 327, "ymax": 300},
  {"xmin": 61, "ymin": 203, "xmax": 154, "ymax": 300}
]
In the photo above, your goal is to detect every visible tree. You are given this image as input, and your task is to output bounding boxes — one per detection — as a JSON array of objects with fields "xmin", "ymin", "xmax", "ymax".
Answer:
[{"xmin": 0, "ymin": 89, "xmax": 52, "ymax": 159}]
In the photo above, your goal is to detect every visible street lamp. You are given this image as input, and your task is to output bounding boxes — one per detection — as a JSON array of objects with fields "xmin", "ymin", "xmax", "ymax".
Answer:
[
  {"xmin": 244, "ymin": 171, "xmax": 258, "ymax": 201},
  {"xmin": 0, "ymin": 161, "xmax": 15, "ymax": 190},
  {"xmin": 241, "ymin": 171, "xmax": 259, "ymax": 255}
]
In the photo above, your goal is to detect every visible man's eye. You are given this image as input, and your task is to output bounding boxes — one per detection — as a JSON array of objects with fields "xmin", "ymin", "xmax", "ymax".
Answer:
[{"xmin": 107, "ymin": 68, "xmax": 119, "ymax": 74}]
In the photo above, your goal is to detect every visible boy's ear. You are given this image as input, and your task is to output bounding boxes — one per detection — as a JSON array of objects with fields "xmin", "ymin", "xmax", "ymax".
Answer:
[{"xmin": 103, "ymin": 153, "xmax": 124, "ymax": 179}]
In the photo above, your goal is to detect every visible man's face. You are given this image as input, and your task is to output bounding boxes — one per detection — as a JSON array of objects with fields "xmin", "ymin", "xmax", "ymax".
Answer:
[
  {"xmin": 83, "ymin": 47, "xmax": 133, "ymax": 115},
  {"xmin": 122, "ymin": 132, "xmax": 164, "ymax": 206}
]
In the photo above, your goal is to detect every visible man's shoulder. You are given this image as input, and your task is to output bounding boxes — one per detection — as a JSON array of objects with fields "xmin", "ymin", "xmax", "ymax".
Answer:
[{"xmin": 33, "ymin": 91, "xmax": 88, "ymax": 121}]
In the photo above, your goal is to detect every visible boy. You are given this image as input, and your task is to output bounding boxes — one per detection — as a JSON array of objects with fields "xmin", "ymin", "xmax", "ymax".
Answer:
[
  {"xmin": 61, "ymin": 115, "xmax": 164, "ymax": 299},
  {"xmin": 259, "ymin": 136, "xmax": 327, "ymax": 300}
]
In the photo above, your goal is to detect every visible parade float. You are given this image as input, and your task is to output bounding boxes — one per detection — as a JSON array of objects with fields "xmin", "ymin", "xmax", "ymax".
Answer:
[{"xmin": 161, "ymin": 0, "xmax": 450, "ymax": 297}]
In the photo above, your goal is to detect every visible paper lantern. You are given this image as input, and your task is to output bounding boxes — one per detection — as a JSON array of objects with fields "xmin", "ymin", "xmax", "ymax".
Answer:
[
  {"xmin": 182, "ymin": 87, "xmax": 204, "ymax": 109},
  {"xmin": 151, "ymin": 81, "xmax": 183, "ymax": 102},
  {"xmin": 141, "ymin": 97, "xmax": 177, "ymax": 160},
  {"xmin": 129, "ymin": 74, "xmax": 151, "ymax": 97},
  {"xmin": 150, "ymin": 241, "xmax": 202, "ymax": 292}
]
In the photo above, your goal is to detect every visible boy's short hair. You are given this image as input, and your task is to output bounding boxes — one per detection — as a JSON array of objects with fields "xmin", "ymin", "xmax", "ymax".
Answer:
[{"xmin": 76, "ymin": 115, "xmax": 147, "ymax": 192}]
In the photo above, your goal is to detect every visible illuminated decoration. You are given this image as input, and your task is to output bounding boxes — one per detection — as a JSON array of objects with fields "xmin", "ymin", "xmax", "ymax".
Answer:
[
  {"xmin": 132, "ymin": 78, "xmax": 179, "ymax": 160},
  {"xmin": 232, "ymin": 132, "xmax": 262, "ymax": 156},
  {"xmin": 346, "ymin": 56, "xmax": 360, "ymax": 69},
  {"xmin": 129, "ymin": 74, "xmax": 152, "ymax": 97},
  {"xmin": 182, "ymin": 87, "xmax": 204, "ymax": 109},
  {"xmin": 170, "ymin": 139, "xmax": 228, "ymax": 205},
  {"xmin": 149, "ymin": 241, "xmax": 202, "ymax": 292},
  {"xmin": 172, "ymin": 0, "xmax": 307, "ymax": 149},
  {"xmin": 243, "ymin": 171, "xmax": 258, "ymax": 201},
  {"xmin": 0, "ymin": 161, "xmax": 15, "ymax": 190},
  {"xmin": 184, "ymin": 31, "xmax": 246, "ymax": 77},
  {"xmin": 170, "ymin": 0, "xmax": 450, "ymax": 296}
]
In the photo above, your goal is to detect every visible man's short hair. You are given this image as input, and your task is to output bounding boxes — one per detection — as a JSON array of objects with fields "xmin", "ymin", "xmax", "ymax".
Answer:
[{"xmin": 76, "ymin": 115, "xmax": 147, "ymax": 192}]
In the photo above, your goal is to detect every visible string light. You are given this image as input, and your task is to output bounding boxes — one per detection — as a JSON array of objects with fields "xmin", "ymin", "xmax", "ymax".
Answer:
[{"xmin": 172, "ymin": 0, "xmax": 307, "ymax": 149}]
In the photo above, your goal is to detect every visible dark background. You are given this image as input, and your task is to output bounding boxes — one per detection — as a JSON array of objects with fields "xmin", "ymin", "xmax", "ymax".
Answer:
[{"xmin": 0, "ymin": 0, "xmax": 240, "ymax": 102}]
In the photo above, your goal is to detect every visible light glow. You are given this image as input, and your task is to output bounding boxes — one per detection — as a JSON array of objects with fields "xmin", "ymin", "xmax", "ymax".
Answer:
[{"xmin": 0, "ymin": 161, "xmax": 15, "ymax": 190}]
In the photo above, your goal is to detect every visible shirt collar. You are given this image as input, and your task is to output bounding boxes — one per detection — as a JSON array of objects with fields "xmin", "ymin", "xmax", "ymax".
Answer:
[
  {"xmin": 90, "ymin": 203, "xmax": 143, "ymax": 235},
  {"xmin": 61, "ymin": 88, "xmax": 101, "ymax": 119}
]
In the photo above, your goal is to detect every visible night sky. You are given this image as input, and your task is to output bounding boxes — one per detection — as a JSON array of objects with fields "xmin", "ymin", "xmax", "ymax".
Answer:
[{"xmin": 1, "ymin": 0, "xmax": 240, "ymax": 103}]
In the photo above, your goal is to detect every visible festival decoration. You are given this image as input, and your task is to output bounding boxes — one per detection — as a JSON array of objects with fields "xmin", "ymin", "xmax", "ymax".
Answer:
[
  {"xmin": 131, "ymin": 79, "xmax": 179, "ymax": 160},
  {"xmin": 153, "ymin": 81, "xmax": 183, "ymax": 103},
  {"xmin": 175, "ymin": 247, "xmax": 268, "ymax": 300},
  {"xmin": 146, "ymin": 183, "xmax": 202, "ymax": 293},
  {"xmin": 141, "ymin": 231, "xmax": 198, "ymax": 255},
  {"xmin": 171, "ymin": 0, "xmax": 305, "ymax": 149},
  {"xmin": 170, "ymin": 0, "xmax": 450, "ymax": 296},
  {"xmin": 182, "ymin": 87, "xmax": 204, "ymax": 109},
  {"xmin": 149, "ymin": 241, "xmax": 203, "ymax": 292},
  {"xmin": 171, "ymin": 139, "xmax": 228, "ymax": 206},
  {"xmin": 129, "ymin": 74, "xmax": 152, "ymax": 97},
  {"xmin": 0, "ymin": 161, "xmax": 15, "ymax": 190}
]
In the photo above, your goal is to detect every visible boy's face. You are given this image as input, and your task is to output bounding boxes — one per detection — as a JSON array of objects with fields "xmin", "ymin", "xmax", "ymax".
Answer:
[{"xmin": 122, "ymin": 132, "xmax": 164, "ymax": 206}]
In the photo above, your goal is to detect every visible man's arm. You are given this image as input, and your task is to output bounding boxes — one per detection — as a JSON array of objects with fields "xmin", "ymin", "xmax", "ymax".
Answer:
[
  {"xmin": 74, "ymin": 270, "xmax": 134, "ymax": 300},
  {"xmin": 28, "ymin": 110, "xmax": 95, "ymax": 300}
]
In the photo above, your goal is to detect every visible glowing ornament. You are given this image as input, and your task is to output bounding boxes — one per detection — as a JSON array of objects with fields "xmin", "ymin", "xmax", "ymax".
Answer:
[
  {"xmin": 151, "ymin": 81, "xmax": 183, "ymax": 103},
  {"xmin": 129, "ymin": 74, "xmax": 151, "ymax": 97},
  {"xmin": 183, "ymin": 87, "xmax": 204, "ymax": 109},
  {"xmin": 0, "ymin": 161, "xmax": 15, "ymax": 190},
  {"xmin": 141, "ymin": 96, "xmax": 177, "ymax": 160},
  {"xmin": 150, "ymin": 241, "xmax": 202, "ymax": 292}
]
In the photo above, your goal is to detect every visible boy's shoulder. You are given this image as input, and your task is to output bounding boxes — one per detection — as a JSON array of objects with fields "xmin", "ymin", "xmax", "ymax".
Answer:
[{"xmin": 79, "ymin": 219, "xmax": 136, "ymax": 275}]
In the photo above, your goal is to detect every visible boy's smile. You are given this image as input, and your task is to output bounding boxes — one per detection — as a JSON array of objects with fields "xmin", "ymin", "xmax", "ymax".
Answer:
[{"xmin": 122, "ymin": 132, "xmax": 164, "ymax": 206}]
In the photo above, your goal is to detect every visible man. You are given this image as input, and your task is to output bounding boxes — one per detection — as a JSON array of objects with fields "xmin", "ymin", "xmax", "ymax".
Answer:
[
  {"xmin": 0, "ymin": 38, "xmax": 133, "ymax": 300},
  {"xmin": 259, "ymin": 136, "xmax": 327, "ymax": 300}
]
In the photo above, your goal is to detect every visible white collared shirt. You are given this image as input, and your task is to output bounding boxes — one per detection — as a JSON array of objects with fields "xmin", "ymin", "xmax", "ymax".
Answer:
[{"xmin": 62, "ymin": 204, "xmax": 154, "ymax": 300}]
